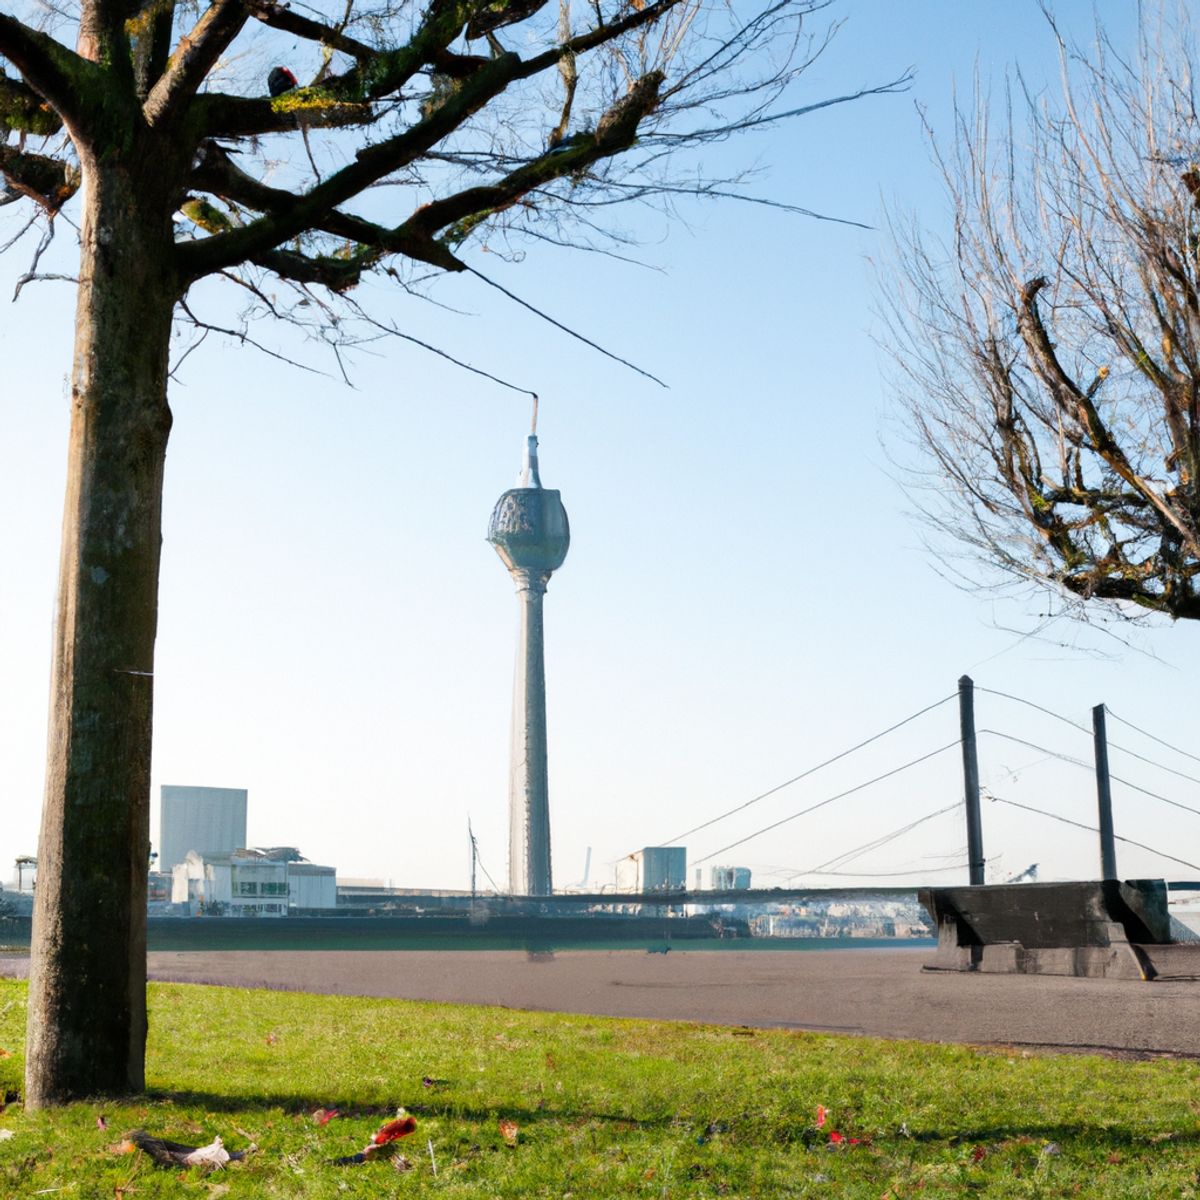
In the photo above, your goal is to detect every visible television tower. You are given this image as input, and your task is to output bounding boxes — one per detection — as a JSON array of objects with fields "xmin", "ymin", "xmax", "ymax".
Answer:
[{"xmin": 488, "ymin": 406, "xmax": 569, "ymax": 896}]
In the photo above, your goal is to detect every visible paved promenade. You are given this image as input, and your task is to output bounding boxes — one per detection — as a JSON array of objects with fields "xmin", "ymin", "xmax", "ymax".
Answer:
[{"xmin": 5, "ymin": 948, "xmax": 1195, "ymax": 1058}]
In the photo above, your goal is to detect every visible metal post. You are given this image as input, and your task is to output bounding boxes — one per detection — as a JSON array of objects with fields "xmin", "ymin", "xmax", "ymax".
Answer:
[
  {"xmin": 1093, "ymin": 704, "xmax": 1118, "ymax": 881},
  {"xmin": 959, "ymin": 675, "xmax": 986, "ymax": 885}
]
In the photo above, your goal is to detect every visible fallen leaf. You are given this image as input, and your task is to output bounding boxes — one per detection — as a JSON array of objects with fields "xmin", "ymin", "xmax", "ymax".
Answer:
[
  {"xmin": 643, "ymin": 1168, "xmax": 656, "ymax": 1181},
  {"xmin": 971, "ymin": 1145, "xmax": 986, "ymax": 1162},
  {"xmin": 1107, "ymin": 1153, "xmax": 1123, "ymax": 1164},
  {"xmin": 827, "ymin": 1131, "xmax": 864, "ymax": 1148},
  {"xmin": 109, "ymin": 1140, "xmax": 137, "ymax": 1155},
  {"xmin": 815, "ymin": 1105, "xmax": 827, "ymax": 1129},
  {"xmin": 311, "ymin": 1108, "xmax": 338, "ymax": 1126},
  {"xmin": 373, "ymin": 1115, "xmax": 417, "ymax": 1144},
  {"xmin": 498, "ymin": 1119, "xmax": 519, "ymax": 1146},
  {"xmin": 265, "ymin": 1033, "xmax": 278, "ymax": 1046},
  {"xmin": 0, "ymin": 1048, "xmax": 11, "ymax": 1058}
]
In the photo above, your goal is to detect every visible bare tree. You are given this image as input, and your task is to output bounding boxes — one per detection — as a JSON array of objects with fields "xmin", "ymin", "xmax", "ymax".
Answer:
[
  {"xmin": 884, "ymin": 10, "xmax": 1200, "ymax": 624},
  {"xmin": 2, "ymin": 0, "xmax": 904, "ymax": 1106}
]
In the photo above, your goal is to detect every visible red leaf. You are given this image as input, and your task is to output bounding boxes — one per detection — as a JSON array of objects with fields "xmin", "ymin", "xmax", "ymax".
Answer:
[
  {"xmin": 816, "ymin": 1105, "xmax": 827, "ymax": 1129},
  {"xmin": 372, "ymin": 1116, "xmax": 417, "ymax": 1144}
]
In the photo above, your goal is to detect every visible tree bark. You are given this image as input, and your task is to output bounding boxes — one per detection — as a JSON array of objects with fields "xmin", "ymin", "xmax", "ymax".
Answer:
[{"xmin": 25, "ymin": 151, "xmax": 177, "ymax": 1108}]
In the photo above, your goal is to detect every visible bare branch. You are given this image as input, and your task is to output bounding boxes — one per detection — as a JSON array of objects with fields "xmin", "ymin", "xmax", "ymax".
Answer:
[
  {"xmin": 0, "ymin": 69, "xmax": 62, "ymax": 134},
  {"xmin": 143, "ymin": 0, "xmax": 252, "ymax": 128},
  {"xmin": 0, "ymin": 11, "xmax": 94, "ymax": 133},
  {"xmin": 0, "ymin": 143, "xmax": 80, "ymax": 212},
  {"xmin": 468, "ymin": 263, "xmax": 667, "ymax": 387},
  {"xmin": 244, "ymin": 0, "xmax": 377, "ymax": 60}
]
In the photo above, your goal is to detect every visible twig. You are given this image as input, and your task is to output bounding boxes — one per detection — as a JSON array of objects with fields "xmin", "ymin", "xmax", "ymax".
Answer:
[{"xmin": 467, "ymin": 265, "xmax": 668, "ymax": 388}]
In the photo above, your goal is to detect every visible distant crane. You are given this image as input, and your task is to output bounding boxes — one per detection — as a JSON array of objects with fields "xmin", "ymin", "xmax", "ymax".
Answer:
[{"xmin": 1002, "ymin": 863, "xmax": 1039, "ymax": 884}]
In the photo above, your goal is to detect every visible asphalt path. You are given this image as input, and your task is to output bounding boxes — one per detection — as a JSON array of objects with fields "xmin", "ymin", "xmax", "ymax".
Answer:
[{"xmin": 5, "ymin": 948, "xmax": 1197, "ymax": 1058}]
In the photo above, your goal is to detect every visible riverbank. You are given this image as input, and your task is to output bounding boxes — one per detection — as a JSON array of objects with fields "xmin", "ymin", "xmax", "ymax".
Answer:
[{"xmin": 5, "ymin": 946, "xmax": 1197, "ymax": 1057}]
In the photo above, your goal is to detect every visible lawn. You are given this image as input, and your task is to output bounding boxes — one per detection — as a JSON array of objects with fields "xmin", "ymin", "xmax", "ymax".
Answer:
[{"xmin": 1, "ymin": 977, "xmax": 1198, "ymax": 1197}]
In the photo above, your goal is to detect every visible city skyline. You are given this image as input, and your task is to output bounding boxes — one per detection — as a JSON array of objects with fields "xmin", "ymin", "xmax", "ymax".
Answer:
[{"xmin": 3, "ymin": 1, "xmax": 1198, "ymax": 893}]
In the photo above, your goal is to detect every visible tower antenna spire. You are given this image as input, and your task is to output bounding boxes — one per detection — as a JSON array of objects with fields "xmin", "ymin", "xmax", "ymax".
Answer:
[{"xmin": 530, "ymin": 393, "xmax": 539, "ymax": 436}]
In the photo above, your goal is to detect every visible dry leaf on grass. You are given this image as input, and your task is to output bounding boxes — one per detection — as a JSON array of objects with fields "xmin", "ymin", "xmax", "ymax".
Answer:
[{"xmin": 498, "ymin": 1119, "xmax": 519, "ymax": 1146}]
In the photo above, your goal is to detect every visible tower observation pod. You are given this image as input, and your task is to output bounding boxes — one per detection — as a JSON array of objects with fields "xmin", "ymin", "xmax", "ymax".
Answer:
[{"xmin": 488, "ymin": 433, "xmax": 570, "ymax": 896}]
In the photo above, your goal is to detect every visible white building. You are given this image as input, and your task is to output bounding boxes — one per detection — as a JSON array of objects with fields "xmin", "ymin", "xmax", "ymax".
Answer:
[
  {"xmin": 710, "ymin": 866, "xmax": 752, "ymax": 890},
  {"xmin": 159, "ymin": 785, "xmax": 248, "ymax": 871},
  {"xmin": 171, "ymin": 847, "xmax": 336, "ymax": 916}
]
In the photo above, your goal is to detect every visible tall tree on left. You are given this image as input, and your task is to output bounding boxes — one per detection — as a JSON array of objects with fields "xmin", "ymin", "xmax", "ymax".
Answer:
[{"xmin": 1, "ymin": 0, "xmax": 903, "ymax": 1106}]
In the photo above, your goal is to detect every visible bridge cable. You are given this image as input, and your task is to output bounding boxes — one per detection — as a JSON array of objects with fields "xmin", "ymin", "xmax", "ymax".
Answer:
[
  {"xmin": 979, "ymin": 730, "xmax": 1200, "ymax": 820},
  {"xmin": 805, "ymin": 801, "xmax": 962, "ymax": 875},
  {"xmin": 651, "ymin": 692, "xmax": 957, "ymax": 853},
  {"xmin": 1106, "ymin": 708, "xmax": 1200, "ymax": 767},
  {"xmin": 978, "ymin": 688, "xmax": 1200, "ymax": 785},
  {"xmin": 804, "ymin": 863, "xmax": 969, "ymax": 877},
  {"xmin": 691, "ymin": 740, "xmax": 961, "ymax": 867},
  {"xmin": 986, "ymin": 792, "xmax": 1200, "ymax": 873},
  {"xmin": 977, "ymin": 686, "xmax": 1092, "ymax": 737}
]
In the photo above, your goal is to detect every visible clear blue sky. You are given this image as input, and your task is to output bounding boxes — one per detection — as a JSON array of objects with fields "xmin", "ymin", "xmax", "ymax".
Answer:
[{"xmin": 2, "ymin": 1, "xmax": 1196, "ymax": 892}]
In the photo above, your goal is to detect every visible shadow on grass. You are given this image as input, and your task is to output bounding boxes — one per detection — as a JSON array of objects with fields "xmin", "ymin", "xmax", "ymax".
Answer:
[
  {"xmin": 902, "ymin": 1124, "xmax": 1200, "ymax": 1150},
  {"xmin": 145, "ymin": 1087, "xmax": 679, "ymax": 1132}
]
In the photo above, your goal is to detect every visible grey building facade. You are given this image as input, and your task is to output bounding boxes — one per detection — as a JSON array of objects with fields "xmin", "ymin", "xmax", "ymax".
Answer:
[{"xmin": 159, "ymin": 785, "xmax": 248, "ymax": 871}]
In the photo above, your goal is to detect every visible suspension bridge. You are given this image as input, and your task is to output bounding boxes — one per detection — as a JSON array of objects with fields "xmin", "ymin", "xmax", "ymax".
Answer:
[{"xmin": 460, "ymin": 673, "xmax": 1200, "ymax": 909}]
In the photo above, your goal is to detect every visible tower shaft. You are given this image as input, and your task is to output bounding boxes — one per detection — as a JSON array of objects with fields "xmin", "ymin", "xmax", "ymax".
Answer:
[{"xmin": 508, "ymin": 572, "xmax": 552, "ymax": 895}]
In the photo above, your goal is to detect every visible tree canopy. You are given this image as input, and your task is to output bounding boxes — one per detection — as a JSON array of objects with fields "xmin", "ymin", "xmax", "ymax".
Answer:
[
  {"xmin": 1, "ymin": 0, "xmax": 905, "ymax": 1108},
  {"xmin": 885, "ymin": 10, "xmax": 1200, "ymax": 623}
]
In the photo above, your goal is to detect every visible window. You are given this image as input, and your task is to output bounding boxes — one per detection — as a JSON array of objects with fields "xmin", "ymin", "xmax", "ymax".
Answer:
[{"xmin": 237, "ymin": 881, "xmax": 258, "ymax": 896}]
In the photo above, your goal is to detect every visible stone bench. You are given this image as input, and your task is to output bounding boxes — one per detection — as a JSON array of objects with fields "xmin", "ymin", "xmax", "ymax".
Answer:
[{"xmin": 918, "ymin": 880, "xmax": 1174, "ymax": 979}]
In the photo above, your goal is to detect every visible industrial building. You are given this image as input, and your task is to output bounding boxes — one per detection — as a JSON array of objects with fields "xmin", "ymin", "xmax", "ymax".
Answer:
[
  {"xmin": 709, "ymin": 866, "xmax": 752, "ymax": 891},
  {"xmin": 171, "ymin": 847, "xmax": 336, "ymax": 916},
  {"xmin": 643, "ymin": 847, "xmax": 687, "ymax": 892},
  {"xmin": 159, "ymin": 785, "xmax": 248, "ymax": 871}
]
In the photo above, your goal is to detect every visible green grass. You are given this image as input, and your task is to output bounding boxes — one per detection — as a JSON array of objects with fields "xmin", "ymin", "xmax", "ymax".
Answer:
[{"xmin": 1, "ymin": 978, "xmax": 1199, "ymax": 1197}]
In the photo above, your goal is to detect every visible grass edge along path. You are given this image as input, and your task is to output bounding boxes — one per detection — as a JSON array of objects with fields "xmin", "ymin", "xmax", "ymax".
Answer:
[{"xmin": 1, "ymin": 977, "xmax": 1200, "ymax": 1197}]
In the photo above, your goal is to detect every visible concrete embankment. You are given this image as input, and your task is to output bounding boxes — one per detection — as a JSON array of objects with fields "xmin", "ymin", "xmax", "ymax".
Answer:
[{"xmin": 5, "ymin": 948, "xmax": 1197, "ymax": 1059}]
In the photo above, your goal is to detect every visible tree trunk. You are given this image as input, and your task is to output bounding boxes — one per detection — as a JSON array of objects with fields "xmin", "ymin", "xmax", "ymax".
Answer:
[{"xmin": 25, "ymin": 151, "xmax": 177, "ymax": 1108}]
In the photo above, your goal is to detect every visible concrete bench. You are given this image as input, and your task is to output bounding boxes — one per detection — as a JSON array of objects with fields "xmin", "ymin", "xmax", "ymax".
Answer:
[{"xmin": 918, "ymin": 880, "xmax": 1173, "ymax": 979}]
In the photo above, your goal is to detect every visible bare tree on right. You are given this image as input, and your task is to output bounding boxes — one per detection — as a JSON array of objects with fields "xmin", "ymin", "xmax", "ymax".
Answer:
[{"xmin": 885, "ymin": 12, "xmax": 1200, "ymax": 623}]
